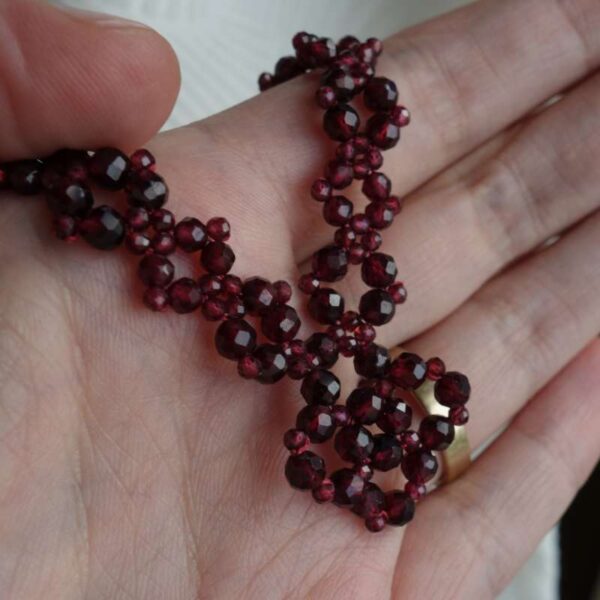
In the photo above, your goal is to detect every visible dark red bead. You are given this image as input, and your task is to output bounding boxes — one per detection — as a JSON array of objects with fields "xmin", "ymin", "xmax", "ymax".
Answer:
[
  {"xmin": 323, "ymin": 195, "xmax": 353, "ymax": 226},
  {"xmin": 225, "ymin": 295, "xmax": 246, "ymax": 319},
  {"xmin": 201, "ymin": 297, "xmax": 226, "ymax": 321},
  {"xmin": 311, "ymin": 244, "xmax": 348, "ymax": 282},
  {"xmin": 215, "ymin": 318, "xmax": 257, "ymax": 360},
  {"xmin": 401, "ymin": 449, "xmax": 438, "ymax": 484},
  {"xmin": 43, "ymin": 149, "xmax": 89, "ymax": 184},
  {"xmin": 366, "ymin": 113, "xmax": 400, "ymax": 149},
  {"xmin": 316, "ymin": 86, "xmax": 337, "ymax": 109},
  {"xmin": 371, "ymin": 434, "xmax": 403, "ymax": 471},
  {"xmin": 324, "ymin": 160, "xmax": 353, "ymax": 189},
  {"xmin": 298, "ymin": 273, "xmax": 320, "ymax": 295},
  {"xmin": 350, "ymin": 213, "xmax": 371, "ymax": 234},
  {"xmin": 242, "ymin": 277, "xmax": 276, "ymax": 315},
  {"xmin": 126, "ymin": 207, "xmax": 150, "ymax": 231},
  {"xmin": 273, "ymin": 280, "xmax": 292, "ymax": 304},
  {"xmin": 377, "ymin": 395, "xmax": 413, "ymax": 434},
  {"xmin": 361, "ymin": 230, "xmax": 383, "ymax": 252},
  {"xmin": 151, "ymin": 231, "xmax": 176, "ymax": 255},
  {"xmin": 435, "ymin": 372, "xmax": 471, "ymax": 407},
  {"xmin": 389, "ymin": 352, "xmax": 427, "ymax": 389},
  {"xmin": 353, "ymin": 343, "xmax": 390, "ymax": 378},
  {"xmin": 361, "ymin": 252, "xmax": 397, "ymax": 288},
  {"xmin": 334, "ymin": 425, "xmax": 374, "ymax": 464},
  {"xmin": 89, "ymin": 147, "xmax": 130, "ymax": 190},
  {"xmin": 222, "ymin": 274, "xmax": 243, "ymax": 295},
  {"xmin": 168, "ymin": 278, "xmax": 203, "ymax": 314},
  {"xmin": 174, "ymin": 217, "xmax": 207, "ymax": 251},
  {"xmin": 254, "ymin": 344, "xmax": 287, "ymax": 384},
  {"xmin": 331, "ymin": 405, "xmax": 350, "ymax": 427},
  {"xmin": 198, "ymin": 274, "xmax": 223, "ymax": 295},
  {"xmin": 258, "ymin": 72, "xmax": 275, "ymax": 91},
  {"xmin": 305, "ymin": 333, "xmax": 339, "ymax": 368},
  {"xmin": 419, "ymin": 415, "xmax": 455, "ymax": 451},
  {"xmin": 261, "ymin": 304, "xmax": 301, "ymax": 342},
  {"xmin": 138, "ymin": 254, "xmax": 175, "ymax": 287},
  {"xmin": 405, "ymin": 481, "xmax": 426, "ymax": 501},
  {"xmin": 330, "ymin": 468, "xmax": 365, "ymax": 507},
  {"xmin": 366, "ymin": 148, "xmax": 383, "ymax": 169},
  {"xmin": 79, "ymin": 205, "xmax": 125, "ymax": 250},
  {"xmin": 449, "ymin": 406, "xmax": 470, "ymax": 425},
  {"xmin": 385, "ymin": 195, "xmax": 403, "ymax": 215},
  {"xmin": 352, "ymin": 482, "xmax": 385, "ymax": 518},
  {"xmin": 346, "ymin": 387, "xmax": 384, "ymax": 425},
  {"xmin": 306, "ymin": 37, "xmax": 336, "ymax": 67},
  {"xmin": 353, "ymin": 161, "xmax": 371, "ymax": 180},
  {"xmin": 283, "ymin": 429, "xmax": 308, "ymax": 453},
  {"xmin": 300, "ymin": 368, "xmax": 341, "ymax": 406},
  {"xmin": 143, "ymin": 287, "xmax": 169, "ymax": 311},
  {"xmin": 125, "ymin": 231, "xmax": 151, "ymax": 254},
  {"xmin": 46, "ymin": 181, "xmax": 93, "ymax": 217},
  {"xmin": 338, "ymin": 335, "xmax": 358, "ymax": 356},
  {"xmin": 206, "ymin": 217, "xmax": 231, "ymax": 241},
  {"xmin": 365, "ymin": 514, "xmax": 387, "ymax": 533},
  {"xmin": 275, "ymin": 55, "xmax": 303, "ymax": 81},
  {"xmin": 287, "ymin": 357, "xmax": 312, "ymax": 380},
  {"xmin": 390, "ymin": 105, "xmax": 411, "ymax": 127},
  {"xmin": 388, "ymin": 282, "xmax": 407, "ymax": 304},
  {"xmin": 150, "ymin": 208, "xmax": 175, "ymax": 231},
  {"xmin": 237, "ymin": 355, "xmax": 261, "ymax": 379},
  {"xmin": 385, "ymin": 491, "xmax": 415, "ymax": 526},
  {"xmin": 296, "ymin": 405, "xmax": 336, "ymax": 443},
  {"xmin": 399, "ymin": 430, "xmax": 421, "ymax": 453},
  {"xmin": 334, "ymin": 226, "xmax": 356, "ymax": 248},
  {"xmin": 8, "ymin": 160, "xmax": 43, "ymax": 195},
  {"xmin": 53, "ymin": 215, "xmax": 77, "ymax": 241},
  {"xmin": 366, "ymin": 37, "xmax": 383, "ymax": 56},
  {"xmin": 310, "ymin": 178, "xmax": 332, "ymax": 202},
  {"xmin": 130, "ymin": 148, "xmax": 156, "ymax": 171},
  {"xmin": 337, "ymin": 35, "xmax": 360, "ymax": 53},
  {"xmin": 285, "ymin": 451, "xmax": 325, "ymax": 490},
  {"xmin": 426, "ymin": 357, "xmax": 446, "ymax": 380},
  {"xmin": 348, "ymin": 243, "xmax": 366, "ymax": 265},
  {"xmin": 127, "ymin": 170, "xmax": 168, "ymax": 210},
  {"xmin": 321, "ymin": 67, "xmax": 356, "ymax": 101},
  {"xmin": 364, "ymin": 77, "xmax": 398, "ymax": 111},
  {"xmin": 323, "ymin": 104, "xmax": 360, "ymax": 142},
  {"xmin": 365, "ymin": 202, "xmax": 394, "ymax": 229},
  {"xmin": 308, "ymin": 288, "xmax": 345, "ymax": 324},
  {"xmin": 359, "ymin": 289, "xmax": 395, "ymax": 325},
  {"xmin": 312, "ymin": 479, "xmax": 335, "ymax": 503},
  {"xmin": 362, "ymin": 172, "xmax": 391, "ymax": 201},
  {"xmin": 336, "ymin": 140, "xmax": 357, "ymax": 163},
  {"xmin": 201, "ymin": 241, "xmax": 235, "ymax": 275}
]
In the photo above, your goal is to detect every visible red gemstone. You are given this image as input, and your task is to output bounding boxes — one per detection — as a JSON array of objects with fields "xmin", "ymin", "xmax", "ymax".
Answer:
[
  {"xmin": 305, "ymin": 333, "xmax": 339, "ymax": 368},
  {"xmin": 222, "ymin": 274, "xmax": 243, "ymax": 295},
  {"xmin": 426, "ymin": 357, "xmax": 446, "ymax": 380},
  {"xmin": 308, "ymin": 288, "xmax": 345, "ymax": 324},
  {"xmin": 312, "ymin": 244, "xmax": 348, "ymax": 282},
  {"xmin": 330, "ymin": 468, "xmax": 365, "ymax": 506},
  {"xmin": 175, "ymin": 217, "xmax": 208, "ymax": 252},
  {"xmin": 296, "ymin": 405, "xmax": 336, "ymax": 443},
  {"xmin": 359, "ymin": 289, "xmax": 395, "ymax": 325},
  {"xmin": 283, "ymin": 429, "xmax": 309, "ymax": 453},
  {"xmin": 254, "ymin": 344, "xmax": 287, "ymax": 384},
  {"xmin": 389, "ymin": 352, "xmax": 427, "ymax": 389},
  {"xmin": 398, "ymin": 430, "xmax": 421, "ymax": 453},
  {"xmin": 237, "ymin": 355, "xmax": 261, "ymax": 379},
  {"xmin": 449, "ymin": 405, "xmax": 470, "ymax": 425},
  {"xmin": 365, "ymin": 514, "xmax": 387, "ymax": 533},
  {"xmin": 127, "ymin": 170, "xmax": 169, "ymax": 210},
  {"xmin": 384, "ymin": 491, "xmax": 415, "ymax": 526},
  {"xmin": 325, "ymin": 160, "xmax": 353, "ymax": 189},
  {"xmin": 143, "ymin": 287, "xmax": 169, "ymax": 312},
  {"xmin": 285, "ymin": 451, "xmax": 326, "ymax": 490},
  {"xmin": 405, "ymin": 481, "xmax": 426, "ymax": 501},
  {"xmin": 364, "ymin": 77, "xmax": 398, "ymax": 111},
  {"xmin": 89, "ymin": 148, "xmax": 130, "ymax": 190},
  {"xmin": 125, "ymin": 231, "xmax": 151, "ymax": 254},
  {"xmin": 261, "ymin": 304, "xmax": 301, "ymax": 343},
  {"xmin": 312, "ymin": 478, "xmax": 335, "ymax": 503},
  {"xmin": 275, "ymin": 55, "xmax": 303, "ymax": 81},
  {"xmin": 323, "ymin": 104, "xmax": 360, "ymax": 141},
  {"xmin": 206, "ymin": 217, "xmax": 231, "ymax": 241},
  {"xmin": 215, "ymin": 318, "xmax": 257, "ymax": 360},
  {"xmin": 273, "ymin": 280, "xmax": 292, "ymax": 304},
  {"xmin": 390, "ymin": 105, "xmax": 411, "ymax": 127},
  {"xmin": 310, "ymin": 178, "xmax": 332, "ymax": 202},
  {"xmin": 377, "ymin": 396, "xmax": 413, "ymax": 434},
  {"xmin": 242, "ymin": 277, "xmax": 276, "ymax": 315},
  {"xmin": 366, "ymin": 113, "xmax": 400, "ymax": 149},
  {"xmin": 352, "ymin": 482, "xmax": 385, "ymax": 518},
  {"xmin": 353, "ymin": 343, "xmax": 390, "ymax": 378},
  {"xmin": 300, "ymin": 369, "xmax": 341, "ymax": 406},
  {"xmin": 346, "ymin": 387, "xmax": 384, "ymax": 424},
  {"xmin": 298, "ymin": 273, "xmax": 320, "ymax": 295},
  {"xmin": 258, "ymin": 72, "xmax": 274, "ymax": 91},
  {"xmin": 201, "ymin": 297, "xmax": 226, "ymax": 321},
  {"xmin": 138, "ymin": 254, "xmax": 175, "ymax": 287},
  {"xmin": 361, "ymin": 252, "xmax": 397, "ymax": 288},
  {"xmin": 331, "ymin": 405, "xmax": 350, "ymax": 427},
  {"xmin": 130, "ymin": 148, "xmax": 156, "ymax": 171},
  {"xmin": 334, "ymin": 225, "xmax": 357, "ymax": 249},
  {"xmin": 150, "ymin": 208, "xmax": 175, "ymax": 231},
  {"xmin": 371, "ymin": 434, "xmax": 403, "ymax": 471},
  {"xmin": 46, "ymin": 181, "xmax": 93, "ymax": 217},
  {"xmin": 168, "ymin": 278, "xmax": 203, "ymax": 314},
  {"xmin": 365, "ymin": 202, "xmax": 394, "ymax": 229},
  {"xmin": 362, "ymin": 171, "xmax": 391, "ymax": 201},
  {"xmin": 323, "ymin": 196, "xmax": 353, "ymax": 226},
  {"xmin": 419, "ymin": 415, "xmax": 455, "ymax": 451},
  {"xmin": 126, "ymin": 207, "xmax": 150, "ymax": 231},
  {"xmin": 198, "ymin": 274, "xmax": 223, "ymax": 295},
  {"xmin": 316, "ymin": 85, "xmax": 337, "ymax": 109},
  {"xmin": 321, "ymin": 67, "xmax": 357, "ymax": 101},
  {"xmin": 435, "ymin": 372, "xmax": 471, "ymax": 407},
  {"xmin": 201, "ymin": 241, "xmax": 235, "ymax": 275},
  {"xmin": 151, "ymin": 231, "xmax": 176, "ymax": 255},
  {"xmin": 388, "ymin": 282, "xmax": 407, "ymax": 304},
  {"xmin": 79, "ymin": 205, "xmax": 125, "ymax": 250},
  {"xmin": 401, "ymin": 449, "xmax": 438, "ymax": 484},
  {"xmin": 53, "ymin": 215, "xmax": 78, "ymax": 241},
  {"xmin": 334, "ymin": 425, "xmax": 374, "ymax": 464}
]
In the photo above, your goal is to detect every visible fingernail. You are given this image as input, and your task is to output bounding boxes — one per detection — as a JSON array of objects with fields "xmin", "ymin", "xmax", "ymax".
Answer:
[{"xmin": 53, "ymin": 3, "xmax": 150, "ymax": 30}]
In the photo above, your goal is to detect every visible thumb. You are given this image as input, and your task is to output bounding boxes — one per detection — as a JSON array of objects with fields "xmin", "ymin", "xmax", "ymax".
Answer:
[{"xmin": 0, "ymin": 0, "xmax": 180, "ymax": 160}]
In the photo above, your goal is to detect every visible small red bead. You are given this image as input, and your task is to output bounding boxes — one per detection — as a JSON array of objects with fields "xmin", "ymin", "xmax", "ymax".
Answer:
[
  {"xmin": 361, "ymin": 230, "xmax": 383, "ymax": 252},
  {"xmin": 222, "ymin": 274, "xmax": 243, "ymax": 295},
  {"xmin": 390, "ymin": 105, "xmax": 411, "ymax": 127},
  {"xmin": 126, "ymin": 207, "xmax": 150, "ymax": 231},
  {"xmin": 336, "ymin": 140, "xmax": 357, "ymax": 163},
  {"xmin": 350, "ymin": 213, "xmax": 370, "ymax": 234},
  {"xmin": 237, "ymin": 355, "xmax": 261, "ymax": 379},
  {"xmin": 385, "ymin": 195, "xmax": 403, "ymax": 215},
  {"xmin": 331, "ymin": 405, "xmax": 350, "ymax": 427},
  {"xmin": 305, "ymin": 333, "xmax": 339, "ymax": 368},
  {"xmin": 324, "ymin": 160, "xmax": 353, "ymax": 189},
  {"xmin": 130, "ymin": 148, "xmax": 156, "ymax": 171},
  {"xmin": 338, "ymin": 335, "xmax": 358, "ymax": 357},
  {"xmin": 151, "ymin": 231, "xmax": 176, "ymax": 255},
  {"xmin": 198, "ymin": 274, "xmax": 223, "ymax": 295},
  {"xmin": 312, "ymin": 478, "xmax": 335, "ymax": 503},
  {"xmin": 168, "ymin": 278, "xmax": 203, "ymax": 314},
  {"xmin": 53, "ymin": 215, "xmax": 78, "ymax": 241},
  {"xmin": 334, "ymin": 226, "xmax": 356, "ymax": 249},
  {"xmin": 355, "ymin": 322, "xmax": 376, "ymax": 345},
  {"xmin": 316, "ymin": 86, "xmax": 337, "ymax": 108},
  {"xmin": 206, "ymin": 217, "xmax": 231, "ymax": 241},
  {"xmin": 125, "ymin": 231, "xmax": 151, "ymax": 254},
  {"xmin": 398, "ymin": 430, "xmax": 421, "ymax": 453},
  {"xmin": 138, "ymin": 254, "xmax": 175, "ymax": 287},
  {"xmin": 388, "ymin": 282, "xmax": 407, "ymax": 304},
  {"xmin": 150, "ymin": 208, "xmax": 175, "ymax": 231},
  {"xmin": 310, "ymin": 178, "xmax": 332, "ymax": 202},
  {"xmin": 201, "ymin": 297, "xmax": 226, "ymax": 321},
  {"xmin": 365, "ymin": 514, "xmax": 387, "ymax": 533},
  {"xmin": 201, "ymin": 241, "xmax": 235, "ymax": 275},
  {"xmin": 426, "ymin": 357, "xmax": 446, "ymax": 380},
  {"xmin": 143, "ymin": 287, "xmax": 169, "ymax": 312},
  {"xmin": 365, "ymin": 202, "xmax": 394, "ymax": 229},
  {"xmin": 449, "ymin": 405, "xmax": 470, "ymax": 425},
  {"xmin": 273, "ymin": 280, "xmax": 292, "ymax": 304},
  {"xmin": 284, "ymin": 428, "xmax": 309, "ymax": 453},
  {"xmin": 353, "ymin": 482, "xmax": 385, "ymax": 518},
  {"xmin": 298, "ymin": 273, "xmax": 320, "ymax": 295},
  {"xmin": 405, "ymin": 481, "xmax": 426, "ymax": 501},
  {"xmin": 275, "ymin": 55, "xmax": 303, "ymax": 81},
  {"xmin": 258, "ymin": 72, "xmax": 275, "ymax": 91}
]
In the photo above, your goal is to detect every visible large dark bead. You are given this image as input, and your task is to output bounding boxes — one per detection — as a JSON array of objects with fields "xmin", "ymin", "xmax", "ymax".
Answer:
[
  {"xmin": 305, "ymin": 333, "xmax": 339, "ymax": 368},
  {"xmin": 308, "ymin": 288, "xmax": 345, "ymax": 324},
  {"xmin": 321, "ymin": 67, "xmax": 357, "ymax": 101},
  {"xmin": 254, "ymin": 344, "xmax": 287, "ymax": 384},
  {"xmin": 8, "ymin": 160, "xmax": 43, "ymax": 195},
  {"xmin": 334, "ymin": 424, "xmax": 374, "ymax": 464},
  {"xmin": 174, "ymin": 217, "xmax": 208, "ymax": 252},
  {"xmin": 364, "ymin": 77, "xmax": 398, "ymax": 111},
  {"xmin": 89, "ymin": 147, "xmax": 130, "ymax": 190},
  {"xmin": 323, "ymin": 195, "xmax": 353, "ymax": 226},
  {"xmin": 330, "ymin": 468, "xmax": 365, "ymax": 506},
  {"xmin": 300, "ymin": 368, "xmax": 341, "ymax": 406},
  {"xmin": 366, "ymin": 113, "xmax": 400, "ymax": 149},
  {"xmin": 296, "ymin": 405, "xmax": 336, "ymax": 443},
  {"xmin": 311, "ymin": 244, "xmax": 348, "ymax": 282},
  {"xmin": 323, "ymin": 104, "xmax": 360, "ymax": 141},
  {"xmin": 385, "ymin": 491, "xmax": 415, "ymax": 526},
  {"xmin": 167, "ymin": 278, "xmax": 203, "ymax": 314},
  {"xmin": 361, "ymin": 253, "xmax": 397, "ymax": 288},
  {"xmin": 46, "ymin": 181, "xmax": 93, "ymax": 217},
  {"xmin": 371, "ymin": 434, "xmax": 403, "ymax": 471},
  {"xmin": 138, "ymin": 254, "xmax": 175, "ymax": 287},
  {"xmin": 285, "ymin": 451, "xmax": 325, "ymax": 490},
  {"xmin": 389, "ymin": 352, "xmax": 427, "ymax": 389},
  {"xmin": 359, "ymin": 289, "xmax": 395, "ymax": 325},
  {"xmin": 242, "ymin": 277, "xmax": 276, "ymax": 315},
  {"xmin": 353, "ymin": 343, "xmax": 390, "ymax": 378},
  {"xmin": 275, "ymin": 55, "xmax": 303, "ymax": 81},
  {"xmin": 201, "ymin": 241, "xmax": 235, "ymax": 275},
  {"xmin": 215, "ymin": 318, "xmax": 257, "ymax": 360},
  {"xmin": 377, "ymin": 394, "xmax": 413, "ymax": 434},
  {"xmin": 352, "ymin": 482, "xmax": 385, "ymax": 518},
  {"xmin": 401, "ymin": 449, "xmax": 438, "ymax": 484},
  {"xmin": 127, "ymin": 170, "xmax": 168, "ymax": 209},
  {"xmin": 261, "ymin": 304, "xmax": 301, "ymax": 343},
  {"xmin": 434, "ymin": 372, "xmax": 471, "ymax": 407},
  {"xmin": 346, "ymin": 387, "xmax": 384, "ymax": 424},
  {"xmin": 79, "ymin": 205, "xmax": 125, "ymax": 250},
  {"xmin": 419, "ymin": 415, "xmax": 455, "ymax": 451}
]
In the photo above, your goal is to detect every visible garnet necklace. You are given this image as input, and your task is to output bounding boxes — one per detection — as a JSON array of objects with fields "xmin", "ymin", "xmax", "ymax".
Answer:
[{"xmin": 0, "ymin": 32, "xmax": 471, "ymax": 533}]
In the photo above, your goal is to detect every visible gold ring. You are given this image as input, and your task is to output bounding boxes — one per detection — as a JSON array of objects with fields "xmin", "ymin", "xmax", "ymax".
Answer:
[{"xmin": 390, "ymin": 347, "xmax": 471, "ymax": 484}]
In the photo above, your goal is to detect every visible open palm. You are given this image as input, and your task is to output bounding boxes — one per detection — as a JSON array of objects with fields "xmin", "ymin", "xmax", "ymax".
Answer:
[{"xmin": 1, "ymin": 1, "xmax": 599, "ymax": 598}]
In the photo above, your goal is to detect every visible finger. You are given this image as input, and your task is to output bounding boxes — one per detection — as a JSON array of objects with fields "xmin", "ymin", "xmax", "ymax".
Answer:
[
  {"xmin": 392, "ymin": 339, "xmax": 600, "ymax": 599},
  {"xmin": 405, "ymin": 209, "xmax": 600, "ymax": 451},
  {"xmin": 0, "ymin": 0, "xmax": 180, "ymax": 160}
]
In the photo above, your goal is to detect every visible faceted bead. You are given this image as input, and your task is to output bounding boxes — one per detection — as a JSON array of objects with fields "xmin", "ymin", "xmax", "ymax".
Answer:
[
  {"xmin": 339, "ymin": 336, "xmax": 358, "ymax": 356},
  {"xmin": 214, "ymin": 318, "xmax": 257, "ymax": 360},
  {"xmin": 254, "ymin": 344, "xmax": 287, "ymax": 384},
  {"xmin": 308, "ymin": 288, "xmax": 345, "ymax": 324},
  {"xmin": 126, "ymin": 207, "xmax": 150, "ymax": 231},
  {"xmin": 150, "ymin": 208, "xmax": 175, "ymax": 231},
  {"xmin": 324, "ymin": 160, "xmax": 353, "ymax": 189},
  {"xmin": 316, "ymin": 86, "xmax": 337, "ymax": 109},
  {"xmin": 384, "ymin": 491, "xmax": 415, "ymax": 526},
  {"xmin": 275, "ymin": 55, "xmax": 303, "ymax": 81},
  {"xmin": 435, "ymin": 372, "xmax": 471, "ymax": 407},
  {"xmin": 389, "ymin": 352, "xmax": 427, "ymax": 389},
  {"xmin": 355, "ymin": 464, "xmax": 374, "ymax": 481},
  {"xmin": 371, "ymin": 434, "xmax": 403, "ymax": 471},
  {"xmin": 8, "ymin": 160, "xmax": 42, "ymax": 195},
  {"xmin": 307, "ymin": 37, "xmax": 336, "ymax": 67},
  {"xmin": 43, "ymin": 149, "xmax": 88, "ymax": 184},
  {"xmin": 401, "ymin": 449, "xmax": 438, "ymax": 484},
  {"xmin": 399, "ymin": 430, "xmax": 421, "ymax": 453},
  {"xmin": 352, "ymin": 482, "xmax": 385, "ymax": 518},
  {"xmin": 331, "ymin": 405, "xmax": 350, "ymax": 427},
  {"xmin": 127, "ymin": 170, "xmax": 168, "ymax": 210},
  {"xmin": 361, "ymin": 231, "xmax": 383, "ymax": 253},
  {"xmin": 143, "ymin": 286, "xmax": 169, "ymax": 312},
  {"xmin": 298, "ymin": 273, "xmax": 320, "ymax": 295},
  {"xmin": 287, "ymin": 357, "xmax": 312, "ymax": 380},
  {"xmin": 353, "ymin": 161, "xmax": 371, "ymax": 180},
  {"xmin": 311, "ymin": 244, "xmax": 348, "ymax": 282},
  {"xmin": 373, "ymin": 378, "xmax": 394, "ymax": 399},
  {"xmin": 151, "ymin": 232, "xmax": 176, "ymax": 255},
  {"xmin": 222, "ymin": 274, "xmax": 243, "ymax": 295},
  {"xmin": 285, "ymin": 451, "xmax": 326, "ymax": 490},
  {"xmin": 300, "ymin": 368, "xmax": 341, "ymax": 406},
  {"xmin": 330, "ymin": 468, "xmax": 365, "ymax": 506},
  {"xmin": 364, "ymin": 77, "xmax": 398, "ymax": 111},
  {"xmin": 125, "ymin": 231, "xmax": 151, "ymax": 254},
  {"xmin": 366, "ymin": 148, "xmax": 383, "ymax": 170},
  {"xmin": 201, "ymin": 297, "xmax": 226, "ymax": 321},
  {"xmin": 426, "ymin": 357, "xmax": 446, "ymax": 380},
  {"xmin": 377, "ymin": 396, "xmax": 413, "ymax": 434},
  {"xmin": 449, "ymin": 406, "xmax": 470, "ymax": 425},
  {"xmin": 258, "ymin": 72, "xmax": 274, "ymax": 91},
  {"xmin": 46, "ymin": 181, "xmax": 93, "ymax": 217},
  {"xmin": 174, "ymin": 217, "xmax": 207, "ymax": 252},
  {"xmin": 296, "ymin": 405, "xmax": 336, "ymax": 443},
  {"xmin": 334, "ymin": 226, "xmax": 356, "ymax": 249},
  {"xmin": 79, "ymin": 205, "xmax": 125, "ymax": 250},
  {"xmin": 201, "ymin": 241, "xmax": 235, "ymax": 275},
  {"xmin": 385, "ymin": 195, "xmax": 403, "ymax": 215},
  {"xmin": 359, "ymin": 289, "xmax": 395, "ymax": 325},
  {"xmin": 261, "ymin": 304, "xmax": 301, "ymax": 343},
  {"xmin": 348, "ymin": 244, "xmax": 366, "ymax": 265},
  {"xmin": 206, "ymin": 217, "xmax": 231, "ymax": 241},
  {"xmin": 334, "ymin": 425, "xmax": 374, "ymax": 464},
  {"xmin": 89, "ymin": 147, "xmax": 130, "ymax": 190},
  {"xmin": 350, "ymin": 213, "xmax": 370, "ymax": 234},
  {"xmin": 130, "ymin": 148, "xmax": 155, "ymax": 171},
  {"xmin": 361, "ymin": 252, "xmax": 397, "ymax": 288},
  {"xmin": 225, "ymin": 295, "xmax": 246, "ymax": 319},
  {"xmin": 310, "ymin": 178, "xmax": 332, "ymax": 202},
  {"xmin": 419, "ymin": 415, "xmax": 455, "ymax": 451},
  {"xmin": 390, "ymin": 105, "xmax": 411, "ymax": 127},
  {"xmin": 168, "ymin": 278, "xmax": 203, "ymax": 314},
  {"xmin": 237, "ymin": 355, "xmax": 261, "ymax": 379},
  {"xmin": 198, "ymin": 274, "xmax": 223, "ymax": 296},
  {"xmin": 341, "ymin": 310, "xmax": 360, "ymax": 331},
  {"xmin": 305, "ymin": 332, "xmax": 339, "ymax": 368},
  {"xmin": 366, "ymin": 113, "xmax": 401, "ymax": 149},
  {"xmin": 388, "ymin": 282, "xmax": 407, "ymax": 304},
  {"xmin": 283, "ymin": 429, "xmax": 308, "ymax": 453},
  {"xmin": 312, "ymin": 479, "xmax": 335, "ymax": 503},
  {"xmin": 365, "ymin": 202, "xmax": 394, "ymax": 229},
  {"xmin": 405, "ymin": 481, "xmax": 427, "ymax": 501},
  {"xmin": 323, "ymin": 105, "xmax": 359, "ymax": 142},
  {"xmin": 323, "ymin": 195, "xmax": 353, "ymax": 226},
  {"xmin": 365, "ymin": 514, "xmax": 387, "ymax": 533},
  {"xmin": 353, "ymin": 343, "xmax": 390, "ymax": 378},
  {"xmin": 242, "ymin": 277, "xmax": 276, "ymax": 315},
  {"xmin": 138, "ymin": 255, "xmax": 175, "ymax": 287},
  {"xmin": 362, "ymin": 172, "xmax": 391, "ymax": 201},
  {"xmin": 321, "ymin": 67, "xmax": 356, "ymax": 101},
  {"xmin": 346, "ymin": 387, "xmax": 384, "ymax": 424},
  {"xmin": 336, "ymin": 140, "xmax": 357, "ymax": 163},
  {"xmin": 53, "ymin": 215, "xmax": 78, "ymax": 241},
  {"xmin": 337, "ymin": 35, "xmax": 360, "ymax": 52}
]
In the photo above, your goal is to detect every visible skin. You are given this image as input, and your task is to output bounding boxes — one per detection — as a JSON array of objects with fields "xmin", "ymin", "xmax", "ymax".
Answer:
[{"xmin": 0, "ymin": 0, "xmax": 599, "ymax": 598}]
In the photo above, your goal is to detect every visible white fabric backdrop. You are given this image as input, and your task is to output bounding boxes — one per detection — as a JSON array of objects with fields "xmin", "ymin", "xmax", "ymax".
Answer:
[{"xmin": 51, "ymin": 1, "xmax": 560, "ymax": 598}]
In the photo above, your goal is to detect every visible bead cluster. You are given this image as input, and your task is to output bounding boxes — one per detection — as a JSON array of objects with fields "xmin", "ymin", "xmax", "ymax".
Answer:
[{"xmin": 0, "ymin": 32, "xmax": 471, "ymax": 533}]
